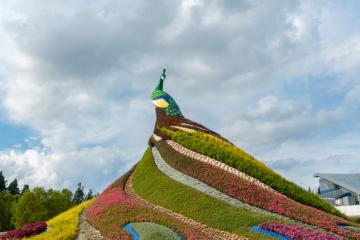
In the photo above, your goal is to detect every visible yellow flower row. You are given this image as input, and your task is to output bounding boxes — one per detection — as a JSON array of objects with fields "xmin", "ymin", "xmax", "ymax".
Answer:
[{"xmin": 28, "ymin": 199, "xmax": 94, "ymax": 240}]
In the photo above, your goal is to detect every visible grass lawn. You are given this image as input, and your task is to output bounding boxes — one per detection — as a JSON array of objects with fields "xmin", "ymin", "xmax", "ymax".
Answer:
[{"xmin": 132, "ymin": 148, "xmax": 288, "ymax": 240}]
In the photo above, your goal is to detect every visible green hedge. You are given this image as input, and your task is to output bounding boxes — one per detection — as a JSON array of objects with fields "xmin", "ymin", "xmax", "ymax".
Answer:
[{"xmin": 161, "ymin": 128, "xmax": 348, "ymax": 220}]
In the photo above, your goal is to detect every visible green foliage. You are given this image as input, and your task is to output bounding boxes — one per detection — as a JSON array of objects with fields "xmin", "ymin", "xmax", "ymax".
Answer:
[
  {"xmin": 0, "ymin": 171, "xmax": 7, "ymax": 192},
  {"xmin": 132, "ymin": 148, "xmax": 283, "ymax": 239},
  {"xmin": 85, "ymin": 189, "xmax": 94, "ymax": 200},
  {"xmin": 21, "ymin": 184, "xmax": 30, "ymax": 195},
  {"xmin": 44, "ymin": 189, "xmax": 74, "ymax": 218},
  {"xmin": 12, "ymin": 189, "xmax": 48, "ymax": 228},
  {"xmin": 0, "ymin": 170, "xmax": 93, "ymax": 232},
  {"xmin": 12, "ymin": 187, "xmax": 74, "ymax": 228},
  {"xmin": 0, "ymin": 192, "xmax": 17, "ymax": 231},
  {"xmin": 161, "ymin": 128, "xmax": 348, "ymax": 220},
  {"xmin": 72, "ymin": 182, "xmax": 84, "ymax": 204},
  {"xmin": 7, "ymin": 179, "xmax": 20, "ymax": 195}
]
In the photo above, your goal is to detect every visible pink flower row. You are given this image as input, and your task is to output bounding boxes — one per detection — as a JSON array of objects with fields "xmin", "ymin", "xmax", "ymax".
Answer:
[
  {"xmin": 0, "ymin": 221, "xmax": 47, "ymax": 240},
  {"xmin": 259, "ymin": 222, "xmax": 339, "ymax": 240},
  {"xmin": 87, "ymin": 188, "xmax": 138, "ymax": 219}
]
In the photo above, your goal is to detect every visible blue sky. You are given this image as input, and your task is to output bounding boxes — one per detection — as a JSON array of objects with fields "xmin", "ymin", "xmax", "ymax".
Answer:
[
  {"xmin": 0, "ymin": 0, "xmax": 360, "ymax": 192},
  {"xmin": 0, "ymin": 120, "xmax": 33, "ymax": 150}
]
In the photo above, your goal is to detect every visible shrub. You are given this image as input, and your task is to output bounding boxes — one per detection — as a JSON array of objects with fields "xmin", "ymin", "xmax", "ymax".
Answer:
[{"xmin": 0, "ymin": 221, "xmax": 47, "ymax": 240}]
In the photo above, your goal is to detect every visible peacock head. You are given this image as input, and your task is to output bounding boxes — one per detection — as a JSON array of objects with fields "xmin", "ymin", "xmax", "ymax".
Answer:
[
  {"xmin": 151, "ymin": 69, "xmax": 169, "ymax": 108},
  {"xmin": 150, "ymin": 69, "xmax": 183, "ymax": 116}
]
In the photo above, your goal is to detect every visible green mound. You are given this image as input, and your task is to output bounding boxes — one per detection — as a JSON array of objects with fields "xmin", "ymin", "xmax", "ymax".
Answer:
[
  {"xmin": 132, "ymin": 148, "xmax": 288, "ymax": 240},
  {"xmin": 127, "ymin": 222, "xmax": 182, "ymax": 240}
]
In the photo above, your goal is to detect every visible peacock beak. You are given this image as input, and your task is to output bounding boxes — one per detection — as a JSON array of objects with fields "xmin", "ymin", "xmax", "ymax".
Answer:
[{"xmin": 152, "ymin": 98, "xmax": 169, "ymax": 108}]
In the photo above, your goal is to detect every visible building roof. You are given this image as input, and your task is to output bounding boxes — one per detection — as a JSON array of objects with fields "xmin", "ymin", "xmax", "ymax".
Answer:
[{"xmin": 314, "ymin": 173, "xmax": 360, "ymax": 195}]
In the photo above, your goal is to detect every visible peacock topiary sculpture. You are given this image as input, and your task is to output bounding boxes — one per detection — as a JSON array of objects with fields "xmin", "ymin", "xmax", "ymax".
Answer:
[
  {"xmin": 151, "ymin": 69, "xmax": 183, "ymax": 117},
  {"xmin": 149, "ymin": 69, "xmax": 229, "ymax": 146}
]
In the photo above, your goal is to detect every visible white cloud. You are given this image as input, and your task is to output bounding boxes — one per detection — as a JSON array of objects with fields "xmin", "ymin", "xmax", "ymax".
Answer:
[
  {"xmin": 261, "ymin": 133, "xmax": 360, "ymax": 189},
  {"xmin": 221, "ymin": 95, "xmax": 346, "ymax": 152},
  {"xmin": 0, "ymin": 144, "xmax": 138, "ymax": 191}
]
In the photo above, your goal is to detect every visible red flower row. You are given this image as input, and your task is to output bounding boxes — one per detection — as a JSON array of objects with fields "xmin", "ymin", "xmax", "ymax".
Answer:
[{"xmin": 0, "ymin": 221, "xmax": 47, "ymax": 240}]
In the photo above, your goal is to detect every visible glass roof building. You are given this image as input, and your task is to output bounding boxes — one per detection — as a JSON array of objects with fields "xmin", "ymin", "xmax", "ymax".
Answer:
[{"xmin": 314, "ymin": 173, "xmax": 360, "ymax": 206}]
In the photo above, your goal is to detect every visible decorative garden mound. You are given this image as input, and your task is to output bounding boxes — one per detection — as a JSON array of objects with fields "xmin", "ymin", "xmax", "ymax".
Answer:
[{"xmin": 87, "ymin": 70, "xmax": 360, "ymax": 239}]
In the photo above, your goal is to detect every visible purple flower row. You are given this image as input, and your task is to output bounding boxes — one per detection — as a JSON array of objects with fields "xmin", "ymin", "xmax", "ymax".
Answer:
[
  {"xmin": 259, "ymin": 222, "xmax": 340, "ymax": 240},
  {"xmin": 1, "ymin": 221, "xmax": 47, "ymax": 240}
]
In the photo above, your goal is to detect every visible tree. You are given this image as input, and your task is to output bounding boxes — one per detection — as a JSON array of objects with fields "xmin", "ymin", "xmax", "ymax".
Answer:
[
  {"xmin": 44, "ymin": 188, "xmax": 73, "ymax": 218},
  {"xmin": 0, "ymin": 171, "xmax": 7, "ymax": 192},
  {"xmin": 11, "ymin": 187, "xmax": 75, "ymax": 228},
  {"xmin": 7, "ymin": 179, "xmax": 20, "ymax": 195},
  {"xmin": 0, "ymin": 197, "xmax": 7, "ymax": 230},
  {"xmin": 21, "ymin": 184, "xmax": 30, "ymax": 195},
  {"xmin": 0, "ymin": 192, "xmax": 16, "ymax": 231},
  {"xmin": 11, "ymin": 188, "xmax": 48, "ymax": 228},
  {"xmin": 85, "ymin": 189, "xmax": 94, "ymax": 200},
  {"xmin": 72, "ymin": 182, "xmax": 84, "ymax": 204}
]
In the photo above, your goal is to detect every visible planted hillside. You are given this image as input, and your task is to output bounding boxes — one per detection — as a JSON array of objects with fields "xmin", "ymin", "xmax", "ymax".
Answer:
[
  {"xmin": 154, "ymin": 140, "xmax": 354, "ymax": 233},
  {"xmin": 132, "ymin": 148, "xmax": 283, "ymax": 239},
  {"xmin": 160, "ymin": 128, "xmax": 347, "ymax": 220}
]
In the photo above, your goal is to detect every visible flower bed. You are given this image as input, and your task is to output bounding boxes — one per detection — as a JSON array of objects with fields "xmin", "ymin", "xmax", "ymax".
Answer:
[
  {"xmin": 86, "ymin": 158, "xmax": 209, "ymax": 240},
  {"xmin": 0, "ymin": 221, "xmax": 47, "ymax": 240},
  {"xmin": 160, "ymin": 128, "xmax": 346, "ymax": 219},
  {"xmin": 155, "ymin": 141, "xmax": 360, "ymax": 239},
  {"xmin": 259, "ymin": 222, "xmax": 340, "ymax": 240},
  {"xmin": 26, "ymin": 199, "xmax": 93, "ymax": 240}
]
